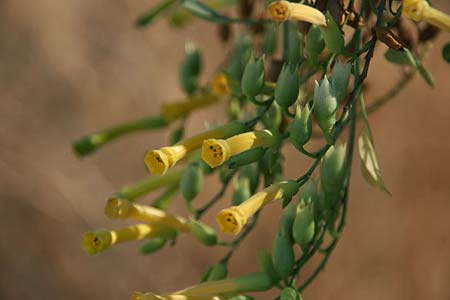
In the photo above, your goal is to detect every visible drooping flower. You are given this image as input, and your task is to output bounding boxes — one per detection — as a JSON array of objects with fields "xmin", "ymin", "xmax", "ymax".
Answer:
[
  {"xmin": 216, "ymin": 181, "xmax": 299, "ymax": 235},
  {"xmin": 268, "ymin": 1, "xmax": 327, "ymax": 26},
  {"xmin": 82, "ymin": 224, "xmax": 175, "ymax": 255},
  {"xmin": 145, "ymin": 123, "xmax": 247, "ymax": 175},
  {"xmin": 104, "ymin": 198, "xmax": 190, "ymax": 232},
  {"xmin": 403, "ymin": 0, "xmax": 450, "ymax": 32},
  {"xmin": 131, "ymin": 272, "xmax": 273, "ymax": 300},
  {"xmin": 201, "ymin": 130, "xmax": 275, "ymax": 168}
]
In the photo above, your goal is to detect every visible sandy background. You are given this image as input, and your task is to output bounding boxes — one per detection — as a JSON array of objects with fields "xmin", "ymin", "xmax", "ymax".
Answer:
[{"xmin": 1, "ymin": 0, "xmax": 450, "ymax": 299}]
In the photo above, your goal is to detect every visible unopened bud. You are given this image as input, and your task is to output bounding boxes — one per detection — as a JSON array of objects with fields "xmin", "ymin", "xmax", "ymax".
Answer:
[
  {"xmin": 227, "ymin": 147, "xmax": 266, "ymax": 170},
  {"xmin": 330, "ymin": 61, "xmax": 352, "ymax": 104},
  {"xmin": 263, "ymin": 23, "xmax": 278, "ymax": 55},
  {"xmin": 275, "ymin": 62, "xmax": 300, "ymax": 108},
  {"xmin": 139, "ymin": 237, "xmax": 167, "ymax": 255},
  {"xmin": 179, "ymin": 43, "xmax": 202, "ymax": 94},
  {"xmin": 189, "ymin": 218, "xmax": 218, "ymax": 246},
  {"xmin": 319, "ymin": 12, "xmax": 344, "ymax": 54},
  {"xmin": 320, "ymin": 144, "xmax": 347, "ymax": 194},
  {"xmin": 313, "ymin": 77, "xmax": 338, "ymax": 144},
  {"xmin": 241, "ymin": 53, "xmax": 266, "ymax": 99},
  {"xmin": 202, "ymin": 261, "xmax": 228, "ymax": 282},
  {"xmin": 292, "ymin": 199, "xmax": 315, "ymax": 252},
  {"xmin": 180, "ymin": 163, "xmax": 203, "ymax": 203},
  {"xmin": 280, "ymin": 287, "xmax": 301, "ymax": 300},
  {"xmin": 262, "ymin": 102, "xmax": 283, "ymax": 130},
  {"xmin": 258, "ymin": 250, "xmax": 280, "ymax": 284},
  {"xmin": 272, "ymin": 225, "xmax": 295, "ymax": 279},
  {"xmin": 289, "ymin": 104, "xmax": 312, "ymax": 150},
  {"xmin": 286, "ymin": 22, "xmax": 304, "ymax": 64},
  {"xmin": 306, "ymin": 25, "xmax": 325, "ymax": 65}
]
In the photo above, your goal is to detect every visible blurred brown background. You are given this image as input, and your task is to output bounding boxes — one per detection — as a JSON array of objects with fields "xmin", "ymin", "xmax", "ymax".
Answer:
[{"xmin": 1, "ymin": 0, "xmax": 450, "ymax": 299}]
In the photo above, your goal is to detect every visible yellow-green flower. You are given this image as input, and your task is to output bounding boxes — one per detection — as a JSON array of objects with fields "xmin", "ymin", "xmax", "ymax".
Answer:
[
  {"xmin": 104, "ymin": 198, "xmax": 190, "ymax": 232},
  {"xmin": 403, "ymin": 0, "xmax": 450, "ymax": 32},
  {"xmin": 145, "ymin": 123, "xmax": 246, "ymax": 175},
  {"xmin": 82, "ymin": 224, "xmax": 175, "ymax": 255},
  {"xmin": 216, "ymin": 181, "xmax": 299, "ymax": 235},
  {"xmin": 201, "ymin": 130, "xmax": 275, "ymax": 168},
  {"xmin": 268, "ymin": 1, "xmax": 327, "ymax": 26},
  {"xmin": 162, "ymin": 95, "xmax": 219, "ymax": 122},
  {"xmin": 132, "ymin": 272, "xmax": 273, "ymax": 300}
]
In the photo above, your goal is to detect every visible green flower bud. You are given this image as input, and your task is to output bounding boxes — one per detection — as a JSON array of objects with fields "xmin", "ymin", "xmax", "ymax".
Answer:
[
  {"xmin": 272, "ymin": 202, "xmax": 296, "ymax": 279},
  {"xmin": 262, "ymin": 102, "xmax": 282, "ymax": 130},
  {"xmin": 289, "ymin": 104, "xmax": 312, "ymax": 150},
  {"xmin": 263, "ymin": 23, "xmax": 278, "ymax": 55},
  {"xmin": 306, "ymin": 25, "xmax": 325, "ymax": 65},
  {"xmin": 286, "ymin": 22, "xmax": 304, "ymax": 64},
  {"xmin": 180, "ymin": 162, "xmax": 203, "ymax": 203},
  {"xmin": 179, "ymin": 65, "xmax": 197, "ymax": 94},
  {"xmin": 313, "ymin": 77, "xmax": 338, "ymax": 144},
  {"xmin": 202, "ymin": 261, "xmax": 228, "ymax": 282},
  {"xmin": 241, "ymin": 53, "xmax": 265, "ymax": 99},
  {"xmin": 279, "ymin": 180, "xmax": 300, "ymax": 200},
  {"xmin": 275, "ymin": 63, "xmax": 300, "ymax": 108},
  {"xmin": 189, "ymin": 218, "xmax": 218, "ymax": 246},
  {"xmin": 232, "ymin": 177, "xmax": 252, "ymax": 206},
  {"xmin": 319, "ymin": 12, "xmax": 344, "ymax": 54},
  {"xmin": 280, "ymin": 287, "xmax": 301, "ymax": 300},
  {"xmin": 139, "ymin": 237, "xmax": 167, "ymax": 255},
  {"xmin": 258, "ymin": 250, "xmax": 280, "ymax": 284},
  {"xmin": 272, "ymin": 226, "xmax": 295, "ymax": 279},
  {"xmin": 320, "ymin": 144, "xmax": 347, "ymax": 194},
  {"xmin": 179, "ymin": 43, "xmax": 202, "ymax": 94},
  {"xmin": 184, "ymin": 43, "xmax": 202, "ymax": 76},
  {"xmin": 330, "ymin": 61, "xmax": 352, "ymax": 104},
  {"xmin": 239, "ymin": 163, "xmax": 260, "ymax": 193},
  {"xmin": 299, "ymin": 179, "xmax": 320, "ymax": 220},
  {"xmin": 292, "ymin": 199, "xmax": 315, "ymax": 252},
  {"xmin": 227, "ymin": 147, "xmax": 266, "ymax": 170},
  {"xmin": 226, "ymin": 35, "xmax": 252, "ymax": 80}
]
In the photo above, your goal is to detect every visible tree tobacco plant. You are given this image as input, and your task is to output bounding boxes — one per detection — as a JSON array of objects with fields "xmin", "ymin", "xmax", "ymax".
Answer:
[{"xmin": 74, "ymin": 0, "xmax": 450, "ymax": 299}]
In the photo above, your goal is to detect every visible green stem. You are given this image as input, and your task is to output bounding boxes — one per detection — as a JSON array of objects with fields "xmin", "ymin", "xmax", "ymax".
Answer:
[
  {"xmin": 136, "ymin": 0, "xmax": 179, "ymax": 27},
  {"xmin": 195, "ymin": 170, "xmax": 237, "ymax": 219},
  {"xmin": 73, "ymin": 115, "xmax": 167, "ymax": 157},
  {"xmin": 115, "ymin": 168, "xmax": 184, "ymax": 201}
]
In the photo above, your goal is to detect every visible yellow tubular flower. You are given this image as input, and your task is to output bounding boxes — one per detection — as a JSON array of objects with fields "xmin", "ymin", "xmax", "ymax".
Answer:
[
  {"xmin": 403, "ymin": 0, "xmax": 450, "ymax": 32},
  {"xmin": 104, "ymin": 198, "xmax": 190, "ymax": 232},
  {"xmin": 132, "ymin": 272, "xmax": 272, "ymax": 300},
  {"xmin": 211, "ymin": 73, "xmax": 231, "ymax": 97},
  {"xmin": 216, "ymin": 181, "xmax": 299, "ymax": 235},
  {"xmin": 201, "ymin": 130, "xmax": 275, "ymax": 168},
  {"xmin": 162, "ymin": 95, "xmax": 219, "ymax": 122},
  {"xmin": 82, "ymin": 224, "xmax": 175, "ymax": 255},
  {"xmin": 268, "ymin": 1, "xmax": 327, "ymax": 26},
  {"xmin": 145, "ymin": 123, "xmax": 247, "ymax": 175}
]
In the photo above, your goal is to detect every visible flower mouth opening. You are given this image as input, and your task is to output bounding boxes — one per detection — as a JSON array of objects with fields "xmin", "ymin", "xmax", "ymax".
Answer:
[
  {"xmin": 268, "ymin": 2, "xmax": 290, "ymax": 21},
  {"xmin": 82, "ymin": 231, "xmax": 111, "ymax": 255},
  {"xmin": 201, "ymin": 139, "xmax": 230, "ymax": 168},
  {"xmin": 105, "ymin": 198, "xmax": 131, "ymax": 219},
  {"xmin": 216, "ymin": 208, "xmax": 244, "ymax": 235},
  {"xmin": 145, "ymin": 150, "xmax": 170, "ymax": 175}
]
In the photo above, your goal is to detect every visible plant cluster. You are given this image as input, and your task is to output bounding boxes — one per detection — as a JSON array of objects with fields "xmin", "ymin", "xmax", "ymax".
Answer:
[{"xmin": 73, "ymin": 0, "xmax": 450, "ymax": 299}]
